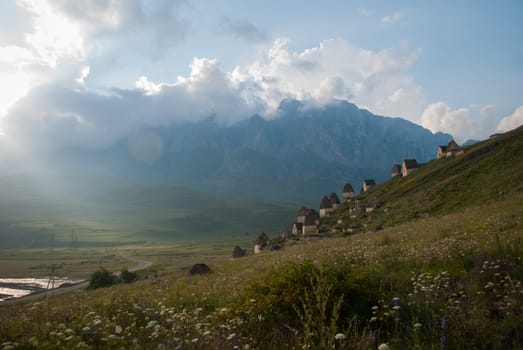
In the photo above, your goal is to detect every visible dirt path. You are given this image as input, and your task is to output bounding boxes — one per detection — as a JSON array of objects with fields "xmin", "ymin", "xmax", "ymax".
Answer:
[
  {"xmin": 117, "ymin": 251, "xmax": 153, "ymax": 272},
  {"xmin": 1, "ymin": 251, "xmax": 153, "ymax": 306}
]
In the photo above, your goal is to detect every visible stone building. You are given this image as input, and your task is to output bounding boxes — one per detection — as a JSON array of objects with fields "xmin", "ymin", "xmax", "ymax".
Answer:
[
  {"xmin": 319, "ymin": 195, "xmax": 333, "ymax": 217},
  {"xmin": 391, "ymin": 164, "xmax": 401, "ymax": 177},
  {"xmin": 363, "ymin": 179, "xmax": 376, "ymax": 192},
  {"xmin": 437, "ymin": 140, "xmax": 461, "ymax": 158},
  {"xmin": 401, "ymin": 159, "xmax": 418, "ymax": 177},
  {"xmin": 254, "ymin": 232, "xmax": 270, "ymax": 254},
  {"xmin": 342, "ymin": 183, "xmax": 355, "ymax": 202},
  {"xmin": 330, "ymin": 192, "xmax": 341, "ymax": 209}
]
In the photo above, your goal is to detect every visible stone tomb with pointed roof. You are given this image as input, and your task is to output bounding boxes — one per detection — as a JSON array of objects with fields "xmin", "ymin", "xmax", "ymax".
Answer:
[
  {"xmin": 342, "ymin": 183, "xmax": 355, "ymax": 202},
  {"xmin": 254, "ymin": 232, "xmax": 270, "ymax": 254},
  {"xmin": 330, "ymin": 192, "xmax": 341, "ymax": 209},
  {"xmin": 363, "ymin": 179, "xmax": 376, "ymax": 192},
  {"xmin": 319, "ymin": 195, "xmax": 333, "ymax": 217},
  {"xmin": 293, "ymin": 208, "xmax": 319, "ymax": 235},
  {"xmin": 437, "ymin": 140, "xmax": 461, "ymax": 159},
  {"xmin": 401, "ymin": 159, "xmax": 418, "ymax": 177},
  {"xmin": 391, "ymin": 164, "xmax": 401, "ymax": 177}
]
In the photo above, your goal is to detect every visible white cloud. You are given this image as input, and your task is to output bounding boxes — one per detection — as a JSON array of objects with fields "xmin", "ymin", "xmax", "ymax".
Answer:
[
  {"xmin": 497, "ymin": 105, "xmax": 523, "ymax": 132},
  {"xmin": 2, "ymin": 57, "xmax": 261, "ymax": 151},
  {"xmin": 421, "ymin": 102, "xmax": 474, "ymax": 142},
  {"xmin": 382, "ymin": 11, "xmax": 404, "ymax": 24},
  {"xmin": 232, "ymin": 38, "xmax": 425, "ymax": 120},
  {"xmin": 1, "ymin": 33, "xmax": 428, "ymax": 151},
  {"xmin": 420, "ymin": 101, "xmax": 523, "ymax": 142},
  {"xmin": 0, "ymin": 0, "xmax": 191, "ymax": 117},
  {"xmin": 478, "ymin": 104, "xmax": 498, "ymax": 137}
]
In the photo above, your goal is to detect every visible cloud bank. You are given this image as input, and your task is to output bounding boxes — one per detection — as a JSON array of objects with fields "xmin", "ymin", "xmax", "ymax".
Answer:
[
  {"xmin": 1, "ymin": 1, "xmax": 518, "ymax": 152},
  {"xmin": 2, "ymin": 34, "xmax": 429, "ymax": 150}
]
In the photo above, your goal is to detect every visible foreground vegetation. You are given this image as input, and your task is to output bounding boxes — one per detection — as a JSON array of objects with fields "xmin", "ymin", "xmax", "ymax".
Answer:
[
  {"xmin": 1, "ymin": 127, "xmax": 522, "ymax": 349},
  {"xmin": 1, "ymin": 193, "xmax": 521, "ymax": 349}
]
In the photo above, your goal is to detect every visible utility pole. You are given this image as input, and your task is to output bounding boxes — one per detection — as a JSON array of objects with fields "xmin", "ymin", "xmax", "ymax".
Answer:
[{"xmin": 45, "ymin": 232, "xmax": 56, "ymax": 298}]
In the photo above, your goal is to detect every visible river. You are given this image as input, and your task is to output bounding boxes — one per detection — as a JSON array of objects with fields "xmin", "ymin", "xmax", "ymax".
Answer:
[{"xmin": 0, "ymin": 277, "xmax": 83, "ymax": 302}]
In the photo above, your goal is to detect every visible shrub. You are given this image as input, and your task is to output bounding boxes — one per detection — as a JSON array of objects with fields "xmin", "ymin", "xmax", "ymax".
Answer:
[
  {"xmin": 240, "ymin": 259, "xmax": 380, "ymax": 347},
  {"xmin": 120, "ymin": 268, "xmax": 138, "ymax": 284},
  {"xmin": 88, "ymin": 268, "xmax": 117, "ymax": 289}
]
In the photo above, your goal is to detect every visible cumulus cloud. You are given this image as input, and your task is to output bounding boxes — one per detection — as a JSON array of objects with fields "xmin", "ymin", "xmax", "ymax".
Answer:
[
  {"xmin": 2, "ymin": 36, "xmax": 429, "ymax": 151},
  {"xmin": 50, "ymin": 0, "xmax": 190, "ymax": 52},
  {"xmin": 497, "ymin": 105, "xmax": 523, "ymax": 132},
  {"xmin": 232, "ymin": 38, "xmax": 425, "ymax": 119},
  {"xmin": 218, "ymin": 17, "xmax": 267, "ymax": 42},
  {"xmin": 478, "ymin": 104, "xmax": 498, "ymax": 137},
  {"xmin": 421, "ymin": 102, "xmax": 474, "ymax": 141},
  {"xmin": 420, "ymin": 102, "xmax": 505, "ymax": 142},
  {"xmin": 2, "ymin": 57, "xmax": 262, "ymax": 151},
  {"xmin": 0, "ymin": 0, "xmax": 192, "ymax": 119},
  {"xmin": 1, "ymin": 25, "xmax": 428, "ymax": 152}
]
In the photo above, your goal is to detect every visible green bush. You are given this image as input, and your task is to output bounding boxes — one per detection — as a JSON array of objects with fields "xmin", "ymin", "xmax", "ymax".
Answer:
[
  {"xmin": 240, "ymin": 259, "xmax": 379, "ymax": 347},
  {"xmin": 120, "ymin": 268, "xmax": 138, "ymax": 284},
  {"xmin": 88, "ymin": 268, "xmax": 117, "ymax": 289}
]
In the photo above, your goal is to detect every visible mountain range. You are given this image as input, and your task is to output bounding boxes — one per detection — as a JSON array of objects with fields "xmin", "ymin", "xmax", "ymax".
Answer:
[
  {"xmin": 0, "ymin": 99, "xmax": 454, "ymax": 246},
  {"xmin": 50, "ymin": 99, "xmax": 452, "ymax": 207}
]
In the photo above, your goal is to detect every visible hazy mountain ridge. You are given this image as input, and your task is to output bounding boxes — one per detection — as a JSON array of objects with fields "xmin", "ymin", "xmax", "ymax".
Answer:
[{"xmin": 68, "ymin": 99, "xmax": 451, "ymax": 206}]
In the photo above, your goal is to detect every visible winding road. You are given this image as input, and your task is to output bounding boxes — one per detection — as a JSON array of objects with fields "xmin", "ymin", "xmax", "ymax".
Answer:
[{"xmin": 0, "ymin": 251, "xmax": 152, "ymax": 306}]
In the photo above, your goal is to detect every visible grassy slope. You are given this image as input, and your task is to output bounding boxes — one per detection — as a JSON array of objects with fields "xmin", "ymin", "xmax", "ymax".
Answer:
[
  {"xmin": 377, "ymin": 126, "xmax": 523, "ymax": 219},
  {"xmin": 320, "ymin": 125, "xmax": 523, "ymax": 232},
  {"xmin": 0, "ymin": 127, "xmax": 522, "ymax": 349}
]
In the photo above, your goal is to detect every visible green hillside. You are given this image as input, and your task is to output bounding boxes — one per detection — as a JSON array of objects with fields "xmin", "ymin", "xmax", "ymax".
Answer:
[
  {"xmin": 0, "ymin": 127, "xmax": 522, "ymax": 349},
  {"xmin": 321, "ymin": 125, "xmax": 523, "ymax": 232}
]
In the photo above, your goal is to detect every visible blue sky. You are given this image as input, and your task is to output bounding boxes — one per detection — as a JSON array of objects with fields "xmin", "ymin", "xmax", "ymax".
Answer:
[{"xmin": 0, "ymin": 0, "xmax": 522, "ymax": 149}]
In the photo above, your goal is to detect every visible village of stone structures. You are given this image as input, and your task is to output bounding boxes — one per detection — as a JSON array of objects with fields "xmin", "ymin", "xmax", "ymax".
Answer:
[{"xmin": 238, "ymin": 139, "xmax": 465, "ymax": 256}]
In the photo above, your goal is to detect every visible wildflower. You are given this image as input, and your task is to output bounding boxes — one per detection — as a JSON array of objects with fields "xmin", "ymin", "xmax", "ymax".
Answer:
[
  {"xmin": 392, "ymin": 297, "xmax": 400, "ymax": 302},
  {"xmin": 115, "ymin": 325, "xmax": 122, "ymax": 334},
  {"xmin": 191, "ymin": 338, "xmax": 199, "ymax": 343},
  {"xmin": 227, "ymin": 333, "xmax": 236, "ymax": 340},
  {"xmin": 82, "ymin": 327, "xmax": 91, "ymax": 333},
  {"xmin": 414, "ymin": 323, "xmax": 422, "ymax": 329},
  {"xmin": 392, "ymin": 305, "xmax": 400, "ymax": 311},
  {"xmin": 335, "ymin": 333, "xmax": 346, "ymax": 340},
  {"xmin": 378, "ymin": 343, "xmax": 390, "ymax": 350}
]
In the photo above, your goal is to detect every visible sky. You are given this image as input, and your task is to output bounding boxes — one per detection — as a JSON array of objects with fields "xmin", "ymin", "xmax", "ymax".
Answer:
[{"xmin": 0, "ymin": 0, "xmax": 522, "ymax": 151}]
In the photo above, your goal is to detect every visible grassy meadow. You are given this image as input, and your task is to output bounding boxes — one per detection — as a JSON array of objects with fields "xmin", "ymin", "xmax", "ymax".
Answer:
[
  {"xmin": 0, "ymin": 127, "xmax": 522, "ymax": 349},
  {"xmin": 0, "ymin": 193, "xmax": 521, "ymax": 349}
]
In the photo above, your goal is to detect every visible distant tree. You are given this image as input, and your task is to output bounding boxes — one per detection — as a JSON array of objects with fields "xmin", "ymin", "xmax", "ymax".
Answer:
[
  {"xmin": 120, "ymin": 268, "xmax": 138, "ymax": 284},
  {"xmin": 88, "ymin": 268, "xmax": 117, "ymax": 289}
]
